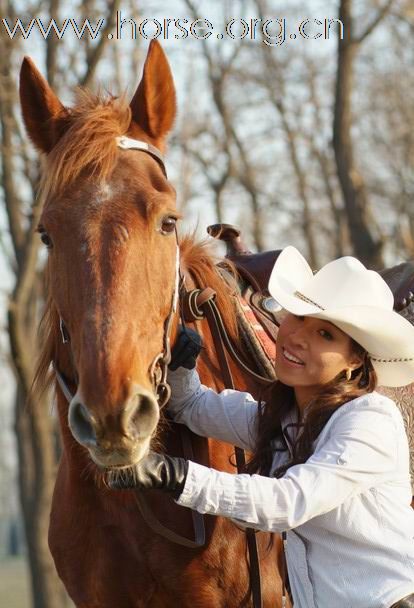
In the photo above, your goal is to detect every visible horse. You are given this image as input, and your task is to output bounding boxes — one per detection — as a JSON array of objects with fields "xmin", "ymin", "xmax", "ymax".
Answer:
[{"xmin": 20, "ymin": 41, "xmax": 284, "ymax": 607}]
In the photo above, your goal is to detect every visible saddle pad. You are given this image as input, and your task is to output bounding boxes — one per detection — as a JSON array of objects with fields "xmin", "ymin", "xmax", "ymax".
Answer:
[{"xmin": 233, "ymin": 293, "xmax": 277, "ymax": 380}]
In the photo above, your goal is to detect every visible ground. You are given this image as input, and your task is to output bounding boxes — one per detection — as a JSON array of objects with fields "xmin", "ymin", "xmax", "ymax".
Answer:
[
  {"xmin": 0, "ymin": 557, "xmax": 76, "ymax": 607},
  {"xmin": 0, "ymin": 557, "xmax": 31, "ymax": 608}
]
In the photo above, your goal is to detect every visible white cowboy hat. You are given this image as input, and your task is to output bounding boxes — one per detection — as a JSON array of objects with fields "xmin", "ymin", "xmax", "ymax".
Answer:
[{"xmin": 268, "ymin": 246, "xmax": 414, "ymax": 387}]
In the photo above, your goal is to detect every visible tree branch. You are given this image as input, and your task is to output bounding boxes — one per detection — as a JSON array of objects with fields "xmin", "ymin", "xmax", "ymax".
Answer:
[
  {"xmin": 0, "ymin": 40, "xmax": 25, "ymax": 264},
  {"xmin": 81, "ymin": 0, "xmax": 122, "ymax": 89},
  {"xmin": 46, "ymin": 0, "xmax": 60, "ymax": 88},
  {"xmin": 353, "ymin": 0, "xmax": 396, "ymax": 44}
]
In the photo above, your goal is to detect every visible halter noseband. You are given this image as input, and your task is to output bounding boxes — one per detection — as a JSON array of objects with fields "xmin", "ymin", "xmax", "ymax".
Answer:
[{"xmin": 55, "ymin": 136, "xmax": 179, "ymax": 408}]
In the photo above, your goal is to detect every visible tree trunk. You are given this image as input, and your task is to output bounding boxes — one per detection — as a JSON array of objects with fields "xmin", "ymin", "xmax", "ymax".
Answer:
[
  {"xmin": 12, "ymin": 327, "xmax": 68, "ymax": 608},
  {"xmin": 0, "ymin": 21, "xmax": 68, "ymax": 604},
  {"xmin": 333, "ymin": 0, "xmax": 384, "ymax": 268}
]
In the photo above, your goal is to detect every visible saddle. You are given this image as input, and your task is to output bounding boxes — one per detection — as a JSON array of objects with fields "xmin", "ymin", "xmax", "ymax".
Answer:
[{"xmin": 208, "ymin": 224, "xmax": 283, "ymax": 378}]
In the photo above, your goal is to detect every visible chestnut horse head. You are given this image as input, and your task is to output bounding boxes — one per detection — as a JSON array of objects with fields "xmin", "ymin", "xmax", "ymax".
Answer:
[{"xmin": 21, "ymin": 41, "xmax": 182, "ymax": 469}]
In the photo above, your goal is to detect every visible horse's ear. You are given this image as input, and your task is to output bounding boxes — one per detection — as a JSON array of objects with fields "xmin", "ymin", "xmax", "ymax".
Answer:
[
  {"xmin": 129, "ymin": 41, "xmax": 176, "ymax": 143},
  {"xmin": 19, "ymin": 56, "xmax": 66, "ymax": 154}
]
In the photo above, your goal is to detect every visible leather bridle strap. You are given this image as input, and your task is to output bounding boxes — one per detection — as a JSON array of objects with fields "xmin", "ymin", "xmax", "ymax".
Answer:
[
  {"xmin": 54, "ymin": 364, "xmax": 75, "ymax": 403},
  {"xmin": 187, "ymin": 288, "xmax": 292, "ymax": 608},
  {"xmin": 182, "ymin": 288, "xmax": 274, "ymax": 386},
  {"xmin": 184, "ymin": 288, "xmax": 263, "ymax": 608},
  {"xmin": 149, "ymin": 244, "xmax": 181, "ymax": 408},
  {"xmin": 116, "ymin": 136, "xmax": 167, "ymax": 177},
  {"xmin": 206, "ymin": 302, "xmax": 262, "ymax": 608},
  {"xmin": 133, "ymin": 423, "xmax": 206, "ymax": 549}
]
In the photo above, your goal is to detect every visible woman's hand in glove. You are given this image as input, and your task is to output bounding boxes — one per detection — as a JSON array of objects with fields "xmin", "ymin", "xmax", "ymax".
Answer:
[
  {"xmin": 169, "ymin": 326, "xmax": 202, "ymax": 371},
  {"xmin": 107, "ymin": 452, "xmax": 189, "ymax": 499}
]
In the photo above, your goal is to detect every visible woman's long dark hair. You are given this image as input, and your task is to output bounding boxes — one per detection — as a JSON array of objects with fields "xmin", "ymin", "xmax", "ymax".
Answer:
[{"xmin": 246, "ymin": 343, "xmax": 378, "ymax": 477}]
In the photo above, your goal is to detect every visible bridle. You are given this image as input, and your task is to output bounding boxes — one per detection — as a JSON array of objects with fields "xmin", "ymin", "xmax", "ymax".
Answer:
[
  {"xmin": 148, "ymin": 243, "xmax": 180, "ymax": 408},
  {"xmin": 55, "ymin": 135, "xmax": 180, "ymax": 410},
  {"xmin": 53, "ymin": 136, "xmax": 209, "ymax": 554}
]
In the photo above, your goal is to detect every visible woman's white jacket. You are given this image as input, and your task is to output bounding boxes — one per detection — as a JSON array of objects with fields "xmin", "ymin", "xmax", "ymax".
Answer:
[{"xmin": 168, "ymin": 367, "xmax": 414, "ymax": 608}]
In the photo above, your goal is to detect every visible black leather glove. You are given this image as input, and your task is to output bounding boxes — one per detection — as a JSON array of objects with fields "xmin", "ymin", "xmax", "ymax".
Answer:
[
  {"xmin": 108, "ymin": 452, "xmax": 188, "ymax": 498},
  {"xmin": 169, "ymin": 325, "xmax": 202, "ymax": 371}
]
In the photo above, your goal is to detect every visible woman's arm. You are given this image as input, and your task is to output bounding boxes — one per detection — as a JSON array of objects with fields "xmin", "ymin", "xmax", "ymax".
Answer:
[
  {"xmin": 176, "ymin": 398, "xmax": 399, "ymax": 532},
  {"xmin": 167, "ymin": 367, "xmax": 259, "ymax": 452}
]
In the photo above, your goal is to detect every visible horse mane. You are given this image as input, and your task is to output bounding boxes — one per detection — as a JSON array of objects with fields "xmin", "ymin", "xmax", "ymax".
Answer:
[
  {"xmin": 32, "ymin": 291, "xmax": 60, "ymax": 399},
  {"xmin": 33, "ymin": 235, "xmax": 239, "ymax": 399},
  {"xmin": 39, "ymin": 90, "xmax": 131, "ymax": 201}
]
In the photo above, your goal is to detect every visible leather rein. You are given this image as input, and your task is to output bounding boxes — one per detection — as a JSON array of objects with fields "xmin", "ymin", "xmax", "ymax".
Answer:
[{"xmin": 52, "ymin": 136, "xmax": 271, "ymax": 607}]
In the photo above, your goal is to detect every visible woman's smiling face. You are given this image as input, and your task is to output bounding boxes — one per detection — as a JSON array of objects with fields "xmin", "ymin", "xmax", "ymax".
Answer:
[{"xmin": 275, "ymin": 314, "xmax": 362, "ymax": 409}]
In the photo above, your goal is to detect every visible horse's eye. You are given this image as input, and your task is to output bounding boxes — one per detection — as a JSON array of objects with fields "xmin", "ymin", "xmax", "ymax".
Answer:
[
  {"xmin": 160, "ymin": 216, "xmax": 177, "ymax": 236},
  {"xmin": 40, "ymin": 232, "xmax": 53, "ymax": 249}
]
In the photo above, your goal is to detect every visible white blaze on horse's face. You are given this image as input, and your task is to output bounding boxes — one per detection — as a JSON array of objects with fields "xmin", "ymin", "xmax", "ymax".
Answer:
[
  {"xmin": 91, "ymin": 181, "xmax": 124, "ymax": 210},
  {"xmin": 97, "ymin": 181, "xmax": 113, "ymax": 203}
]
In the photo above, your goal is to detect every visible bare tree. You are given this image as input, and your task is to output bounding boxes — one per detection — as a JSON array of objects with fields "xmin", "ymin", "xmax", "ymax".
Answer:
[
  {"xmin": 254, "ymin": 45, "xmax": 319, "ymax": 267},
  {"xmin": 358, "ymin": 14, "xmax": 414, "ymax": 259},
  {"xmin": 183, "ymin": 0, "xmax": 267, "ymax": 250},
  {"xmin": 333, "ymin": 0, "xmax": 396, "ymax": 268}
]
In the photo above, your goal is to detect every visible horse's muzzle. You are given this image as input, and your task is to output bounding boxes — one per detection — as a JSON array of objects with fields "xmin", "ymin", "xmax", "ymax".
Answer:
[{"xmin": 67, "ymin": 385, "xmax": 160, "ymax": 467}]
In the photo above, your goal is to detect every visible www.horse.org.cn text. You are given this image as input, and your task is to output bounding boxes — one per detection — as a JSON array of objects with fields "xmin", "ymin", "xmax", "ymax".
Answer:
[{"xmin": 2, "ymin": 14, "xmax": 345, "ymax": 46}]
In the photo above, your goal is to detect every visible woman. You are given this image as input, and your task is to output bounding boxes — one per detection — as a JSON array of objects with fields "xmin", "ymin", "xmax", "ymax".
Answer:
[{"xmin": 111, "ymin": 246, "xmax": 414, "ymax": 608}]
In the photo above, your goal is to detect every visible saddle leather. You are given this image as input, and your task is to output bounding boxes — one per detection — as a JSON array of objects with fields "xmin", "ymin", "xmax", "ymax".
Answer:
[
  {"xmin": 208, "ymin": 223, "xmax": 282, "ymax": 292},
  {"xmin": 208, "ymin": 223, "xmax": 252, "ymax": 255},
  {"xmin": 380, "ymin": 262, "xmax": 414, "ymax": 313},
  {"xmin": 391, "ymin": 593, "xmax": 414, "ymax": 608},
  {"xmin": 226, "ymin": 250, "xmax": 282, "ymax": 293}
]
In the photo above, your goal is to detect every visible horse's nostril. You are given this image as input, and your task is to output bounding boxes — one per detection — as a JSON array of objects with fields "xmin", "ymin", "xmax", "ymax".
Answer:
[
  {"xmin": 136, "ymin": 394, "xmax": 156, "ymax": 420},
  {"xmin": 125, "ymin": 391, "xmax": 159, "ymax": 440},
  {"xmin": 69, "ymin": 401, "xmax": 97, "ymax": 447}
]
